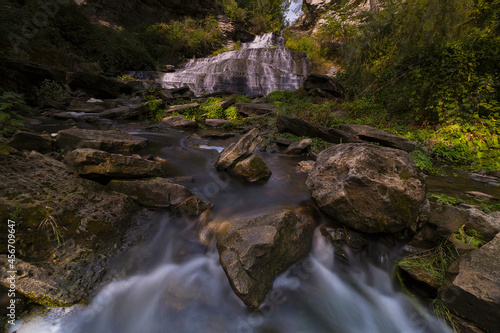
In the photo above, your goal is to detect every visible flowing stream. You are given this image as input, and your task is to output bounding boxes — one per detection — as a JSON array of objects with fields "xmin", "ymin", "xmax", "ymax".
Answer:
[
  {"xmin": 161, "ymin": 31, "xmax": 311, "ymax": 96},
  {"xmin": 10, "ymin": 128, "xmax": 453, "ymax": 333}
]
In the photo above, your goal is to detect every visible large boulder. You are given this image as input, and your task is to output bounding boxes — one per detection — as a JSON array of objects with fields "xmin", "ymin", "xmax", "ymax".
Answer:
[
  {"xmin": 306, "ymin": 143, "xmax": 427, "ymax": 233},
  {"xmin": 339, "ymin": 124, "xmax": 418, "ymax": 152},
  {"xmin": 438, "ymin": 233, "xmax": 500, "ymax": 332},
  {"xmin": 66, "ymin": 72, "xmax": 133, "ymax": 99},
  {"xmin": 0, "ymin": 152, "xmax": 136, "ymax": 306},
  {"xmin": 107, "ymin": 178, "xmax": 211, "ymax": 216},
  {"xmin": 215, "ymin": 128, "xmax": 262, "ymax": 170},
  {"xmin": 8, "ymin": 131, "xmax": 53, "ymax": 154},
  {"xmin": 232, "ymin": 154, "xmax": 272, "ymax": 182},
  {"xmin": 284, "ymin": 138, "xmax": 312, "ymax": 154},
  {"xmin": 56, "ymin": 128, "xmax": 148, "ymax": 153},
  {"xmin": 64, "ymin": 148, "xmax": 162, "ymax": 179},
  {"xmin": 211, "ymin": 207, "xmax": 316, "ymax": 308}
]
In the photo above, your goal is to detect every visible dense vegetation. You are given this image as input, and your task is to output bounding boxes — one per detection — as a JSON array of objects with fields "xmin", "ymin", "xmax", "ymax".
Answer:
[{"xmin": 284, "ymin": 0, "xmax": 500, "ymax": 172}]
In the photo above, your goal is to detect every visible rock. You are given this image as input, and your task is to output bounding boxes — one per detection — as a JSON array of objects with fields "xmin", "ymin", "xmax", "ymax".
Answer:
[
  {"xmin": 275, "ymin": 137, "xmax": 293, "ymax": 146},
  {"xmin": 339, "ymin": 124, "xmax": 418, "ymax": 152},
  {"xmin": 212, "ymin": 207, "xmax": 316, "ymax": 308},
  {"xmin": 205, "ymin": 118, "xmax": 230, "ymax": 128},
  {"xmin": 167, "ymin": 86, "xmax": 195, "ymax": 99},
  {"xmin": 167, "ymin": 103, "xmax": 200, "ymax": 114},
  {"xmin": 320, "ymin": 225, "xmax": 369, "ymax": 251},
  {"xmin": 276, "ymin": 115, "xmax": 360, "ymax": 144},
  {"xmin": 66, "ymin": 72, "xmax": 133, "ymax": 99},
  {"xmin": 464, "ymin": 191, "xmax": 499, "ymax": 202},
  {"xmin": 67, "ymin": 100, "xmax": 107, "ymax": 113},
  {"xmin": 161, "ymin": 116, "xmax": 197, "ymax": 128},
  {"xmin": 159, "ymin": 89, "xmax": 174, "ymax": 101},
  {"xmin": 8, "ymin": 131, "xmax": 53, "ymax": 154},
  {"xmin": 438, "ymin": 233, "xmax": 500, "ymax": 332},
  {"xmin": 99, "ymin": 101, "xmax": 156, "ymax": 120},
  {"xmin": 284, "ymin": 139, "xmax": 312, "ymax": 154},
  {"xmin": 107, "ymin": 178, "xmax": 211, "ymax": 216},
  {"xmin": 56, "ymin": 128, "xmax": 148, "ymax": 153},
  {"xmin": 304, "ymin": 74, "xmax": 344, "ymax": 98},
  {"xmin": 215, "ymin": 128, "xmax": 262, "ymax": 170},
  {"xmin": 296, "ymin": 160, "xmax": 315, "ymax": 173},
  {"xmin": 0, "ymin": 153, "xmax": 136, "ymax": 306},
  {"xmin": 232, "ymin": 154, "xmax": 272, "ymax": 182},
  {"xmin": 428, "ymin": 205, "xmax": 500, "ymax": 242},
  {"xmin": 236, "ymin": 103, "xmax": 276, "ymax": 117},
  {"xmin": 306, "ymin": 144, "xmax": 427, "ymax": 233},
  {"xmin": 64, "ymin": 148, "xmax": 162, "ymax": 179},
  {"xmin": 202, "ymin": 133, "xmax": 236, "ymax": 140}
]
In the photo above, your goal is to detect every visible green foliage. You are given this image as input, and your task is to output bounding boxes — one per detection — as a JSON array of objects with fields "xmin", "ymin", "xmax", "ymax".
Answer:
[
  {"xmin": 218, "ymin": 0, "xmax": 247, "ymax": 23},
  {"xmin": 117, "ymin": 74, "xmax": 136, "ymax": 82},
  {"xmin": 35, "ymin": 79, "xmax": 69, "ymax": 102},
  {"xmin": 432, "ymin": 299, "xmax": 459, "ymax": 331},
  {"xmin": 398, "ymin": 240, "xmax": 460, "ymax": 288},
  {"xmin": 0, "ymin": 91, "xmax": 26, "ymax": 137},
  {"xmin": 142, "ymin": 87, "xmax": 166, "ymax": 122},
  {"xmin": 224, "ymin": 105, "xmax": 238, "ymax": 120},
  {"xmin": 452, "ymin": 225, "xmax": 486, "ymax": 249},
  {"xmin": 410, "ymin": 148, "xmax": 435, "ymax": 173},
  {"xmin": 141, "ymin": 17, "xmax": 223, "ymax": 61},
  {"xmin": 428, "ymin": 193, "xmax": 458, "ymax": 206}
]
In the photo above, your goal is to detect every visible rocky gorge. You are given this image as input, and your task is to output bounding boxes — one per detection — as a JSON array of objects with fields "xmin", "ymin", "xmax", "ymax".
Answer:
[{"xmin": 0, "ymin": 1, "xmax": 499, "ymax": 333}]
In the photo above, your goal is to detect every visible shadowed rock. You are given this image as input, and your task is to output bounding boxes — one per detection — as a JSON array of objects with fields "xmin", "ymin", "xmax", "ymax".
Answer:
[
  {"xmin": 215, "ymin": 128, "xmax": 262, "ymax": 170},
  {"xmin": 232, "ymin": 154, "xmax": 272, "ymax": 182},
  {"xmin": 56, "ymin": 128, "xmax": 148, "ymax": 153}
]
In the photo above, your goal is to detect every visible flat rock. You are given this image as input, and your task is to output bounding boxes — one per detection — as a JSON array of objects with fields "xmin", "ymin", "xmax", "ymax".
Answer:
[
  {"xmin": 56, "ymin": 128, "xmax": 148, "ymax": 153},
  {"xmin": 161, "ymin": 116, "xmax": 197, "ymax": 128},
  {"xmin": 64, "ymin": 148, "xmax": 162, "ymax": 179},
  {"xmin": 438, "ymin": 232, "xmax": 500, "ymax": 332},
  {"xmin": 167, "ymin": 103, "xmax": 200, "ymax": 114},
  {"xmin": 212, "ymin": 207, "xmax": 316, "ymax": 308},
  {"xmin": 284, "ymin": 138, "xmax": 312, "ymax": 154},
  {"xmin": 107, "ymin": 178, "xmax": 211, "ymax": 216},
  {"xmin": 276, "ymin": 115, "xmax": 360, "ymax": 144},
  {"xmin": 236, "ymin": 103, "xmax": 276, "ymax": 117},
  {"xmin": 205, "ymin": 118, "xmax": 230, "ymax": 127},
  {"xmin": 306, "ymin": 143, "xmax": 427, "ymax": 233},
  {"xmin": 339, "ymin": 124, "xmax": 418, "ymax": 152},
  {"xmin": 9, "ymin": 131, "xmax": 53, "ymax": 154},
  {"xmin": 215, "ymin": 128, "xmax": 262, "ymax": 170},
  {"xmin": 99, "ymin": 101, "xmax": 157, "ymax": 120},
  {"xmin": 232, "ymin": 154, "xmax": 272, "ymax": 182}
]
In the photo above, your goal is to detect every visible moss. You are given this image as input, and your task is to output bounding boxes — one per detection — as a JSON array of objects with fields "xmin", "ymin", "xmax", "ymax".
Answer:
[
  {"xmin": 0, "ymin": 142, "xmax": 15, "ymax": 155},
  {"xmin": 26, "ymin": 293, "xmax": 73, "ymax": 308}
]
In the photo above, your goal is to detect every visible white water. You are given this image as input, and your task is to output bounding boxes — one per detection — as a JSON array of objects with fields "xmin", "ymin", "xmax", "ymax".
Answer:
[
  {"xmin": 161, "ymin": 32, "xmax": 311, "ymax": 96},
  {"xmin": 12, "ymin": 220, "xmax": 451, "ymax": 333}
]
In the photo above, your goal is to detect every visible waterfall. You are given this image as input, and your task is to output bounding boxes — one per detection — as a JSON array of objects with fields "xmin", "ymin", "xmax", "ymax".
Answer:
[{"xmin": 161, "ymin": 31, "xmax": 312, "ymax": 96}]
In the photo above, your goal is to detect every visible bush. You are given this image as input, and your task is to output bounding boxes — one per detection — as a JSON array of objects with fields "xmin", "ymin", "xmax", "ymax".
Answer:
[
  {"xmin": 0, "ymin": 92, "xmax": 27, "ymax": 137},
  {"xmin": 35, "ymin": 79, "xmax": 69, "ymax": 102}
]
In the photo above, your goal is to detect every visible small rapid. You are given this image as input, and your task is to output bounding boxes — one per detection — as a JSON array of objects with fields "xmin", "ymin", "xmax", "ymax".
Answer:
[{"xmin": 161, "ymin": 32, "xmax": 311, "ymax": 96}]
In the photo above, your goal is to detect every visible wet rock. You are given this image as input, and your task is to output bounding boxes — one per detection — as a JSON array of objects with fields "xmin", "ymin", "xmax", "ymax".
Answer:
[
  {"xmin": 304, "ymin": 74, "xmax": 344, "ymax": 98},
  {"xmin": 99, "ymin": 101, "xmax": 157, "ymax": 120},
  {"xmin": 296, "ymin": 160, "xmax": 315, "ymax": 173},
  {"xmin": 202, "ymin": 132, "xmax": 236, "ymax": 140},
  {"xmin": 276, "ymin": 115, "xmax": 360, "ymax": 144},
  {"xmin": 236, "ymin": 103, "xmax": 276, "ymax": 117},
  {"xmin": 428, "ymin": 205, "xmax": 500, "ymax": 242},
  {"xmin": 8, "ymin": 131, "xmax": 53, "ymax": 154},
  {"xmin": 205, "ymin": 118, "xmax": 230, "ymax": 128},
  {"xmin": 64, "ymin": 148, "xmax": 162, "ymax": 179},
  {"xmin": 107, "ymin": 178, "xmax": 211, "ymax": 216},
  {"xmin": 56, "ymin": 128, "xmax": 148, "ymax": 153},
  {"xmin": 339, "ymin": 124, "xmax": 418, "ymax": 152},
  {"xmin": 0, "ymin": 153, "xmax": 137, "ymax": 306},
  {"xmin": 306, "ymin": 143, "xmax": 427, "ymax": 233},
  {"xmin": 284, "ymin": 138, "xmax": 312, "ymax": 154},
  {"xmin": 159, "ymin": 89, "xmax": 174, "ymax": 101},
  {"xmin": 215, "ymin": 128, "xmax": 262, "ymax": 170},
  {"xmin": 212, "ymin": 207, "xmax": 316, "ymax": 308},
  {"xmin": 464, "ymin": 191, "xmax": 498, "ymax": 202},
  {"xmin": 161, "ymin": 116, "xmax": 197, "ymax": 128},
  {"xmin": 275, "ymin": 137, "xmax": 293, "ymax": 147},
  {"xmin": 438, "ymin": 232, "xmax": 500, "ymax": 332},
  {"xmin": 320, "ymin": 225, "xmax": 369, "ymax": 251},
  {"xmin": 167, "ymin": 103, "xmax": 200, "ymax": 114},
  {"xmin": 232, "ymin": 154, "xmax": 272, "ymax": 182},
  {"xmin": 67, "ymin": 100, "xmax": 107, "ymax": 113}
]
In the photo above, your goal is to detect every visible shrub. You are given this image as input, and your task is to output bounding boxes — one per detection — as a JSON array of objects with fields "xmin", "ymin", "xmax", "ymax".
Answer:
[{"xmin": 35, "ymin": 79, "xmax": 69, "ymax": 102}]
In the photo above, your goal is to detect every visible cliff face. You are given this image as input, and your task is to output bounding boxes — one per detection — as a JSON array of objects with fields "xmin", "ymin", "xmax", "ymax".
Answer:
[{"xmin": 75, "ymin": 0, "xmax": 219, "ymax": 29}]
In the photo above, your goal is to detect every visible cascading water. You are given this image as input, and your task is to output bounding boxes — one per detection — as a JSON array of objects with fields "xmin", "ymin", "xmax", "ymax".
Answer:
[{"xmin": 161, "ymin": 31, "xmax": 311, "ymax": 96}]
